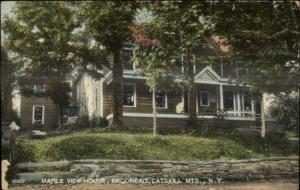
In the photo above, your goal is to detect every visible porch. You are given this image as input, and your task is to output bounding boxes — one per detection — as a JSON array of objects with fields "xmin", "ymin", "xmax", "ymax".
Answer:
[{"xmin": 192, "ymin": 83, "xmax": 258, "ymax": 119}]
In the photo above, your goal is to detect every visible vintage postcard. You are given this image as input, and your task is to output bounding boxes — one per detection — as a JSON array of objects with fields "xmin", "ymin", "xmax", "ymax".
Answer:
[{"xmin": 1, "ymin": 1, "xmax": 299, "ymax": 190}]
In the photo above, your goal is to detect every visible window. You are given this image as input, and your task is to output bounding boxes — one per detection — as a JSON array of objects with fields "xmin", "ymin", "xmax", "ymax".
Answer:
[
  {"xmin": 200, "ymin": 91, "xmax": 209, "ymax": 106},
  {"xmin": 156, "ymin": 91, "xmax": 167, "ymax": 108},
  {"xmin": 34, "ymin": 84, "xmax": 45, "ymax": 93},
  {"xmin": 123, "ymin": 47, "xmax": 135, "ymax": 70},
  {"xmin": 242, "ymin": 91, "xmax": 252, "ymax": 111},
  {"xmin": 32, "ymin": 106, "xmax": 44, "ymax": 125},
  {"xmin": 224, "ymin": 91, "xmax": 234, "ymax": 111},
  {"xmin": 123, "ymin": 84, "xmax": 136, "ymax": 106},
  {"xmin": 181, "ymin": 54, "xmax": 187, "ymax": 73}
]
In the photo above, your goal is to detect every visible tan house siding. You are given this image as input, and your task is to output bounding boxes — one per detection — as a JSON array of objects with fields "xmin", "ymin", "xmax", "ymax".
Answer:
[
  {"xmin": 197, "ymin": 84, "xmax": 218, "ymax": 115},
  {"xmin": 102, "ymin": 82, "xmax": 113, "ymax": 117},
  {"xmin": 102, "ymin": 79, "xmax": 183, "ymax": 116},
  {"xmin": 76, "ymin": 73, "xmax": 103, "ymax": 119},
  {"xmin": 20, "ymin": 96, "xmax": 59, "ymax": 129}
]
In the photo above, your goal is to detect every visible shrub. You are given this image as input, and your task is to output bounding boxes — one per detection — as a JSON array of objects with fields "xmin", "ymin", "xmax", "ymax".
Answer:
[
  {"xmin": 74, "ymin": 115, "xmax": 90, "ymax": 129},
  {"xmin": 269, "ymin": 93, "xmax": 299, "ymax": 131},
  {"xmin": 74, "ymin": 115, "xmax": 108, "ymax": 129},
  {"xmin": 11, "ymin": 132, "xmax": 298, "ymax": 162},
  {"xmin": 1, "ymin": 140, "xmax": 10, "ymax": 160},
  {"xmin": 89, "ymin": 116, "xmax": 108, "ymax": 128}
]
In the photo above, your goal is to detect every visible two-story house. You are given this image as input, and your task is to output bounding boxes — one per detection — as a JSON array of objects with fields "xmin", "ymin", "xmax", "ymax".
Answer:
[{"xmin": 75, "ymin": 36, "xmax": 280, "ymax": 133}]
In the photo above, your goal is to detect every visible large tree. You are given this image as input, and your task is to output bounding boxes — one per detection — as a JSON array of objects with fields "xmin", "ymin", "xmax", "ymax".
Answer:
[
  {"xmin": 78, "ymin": 2, "xmax": 138, "ymax": 129},
  {"xmin": 2, "ymin": 2, "xmax": 78, "ymax": 127},
  {"xmin": 1, "ymin": 46, "xmax": 17, "ymax": 123},
  {"xmin": 142, "ymin": 2, "xmax": 209, "ymax": 126},
  {"xmin": 207, "ymin": 1, "xmax": 300, "ymax": 137},
  {"xmin": 208, "ymin": 1, "xmax": 300, "ymax": 93},
  {"xmin": 134, "ymin": 41, "xmax": 178, "ymax": 136}
]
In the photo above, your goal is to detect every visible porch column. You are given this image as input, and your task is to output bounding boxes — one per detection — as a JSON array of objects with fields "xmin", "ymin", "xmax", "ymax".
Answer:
[
  {"xmin": 251, "ymin": 96, "xmax": 255, "ymax": 117},
  {"xmin": 196, "ymin": 87, "xmax": 198, "ymax": 115},
  {"xmin": 219, "ymin": 84, "xmax": 224, "ymax": 110},
  {"xmin": 237, "ymin": 91, "xmax": 241, "ymax": 116}
]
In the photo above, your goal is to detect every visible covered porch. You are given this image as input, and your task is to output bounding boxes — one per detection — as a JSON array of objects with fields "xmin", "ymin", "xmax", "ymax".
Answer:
[
  {"xmin": 194, "ymin": 84, "xmax": 257, "ymax": 118},
  {"xmin": 190, "ymin": 66, "xmax": 258, "ymax": 119}
]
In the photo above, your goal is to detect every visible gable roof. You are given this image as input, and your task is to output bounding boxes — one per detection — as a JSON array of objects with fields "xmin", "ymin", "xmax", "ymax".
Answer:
[{"xmin": 194, "ymin": 66, "xmax": 222, "ymax": 83}]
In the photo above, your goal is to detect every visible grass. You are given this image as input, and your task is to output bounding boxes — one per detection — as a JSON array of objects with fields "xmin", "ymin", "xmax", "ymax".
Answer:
[{"xmin": 2, "ymin": 131, "xmax": 298, "ymax": 163}]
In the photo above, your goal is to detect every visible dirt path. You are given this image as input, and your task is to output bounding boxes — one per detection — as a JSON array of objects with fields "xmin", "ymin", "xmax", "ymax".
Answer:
[{"xmin": 9, "ymin": 180, "xmax": 299, "ymax": 190}]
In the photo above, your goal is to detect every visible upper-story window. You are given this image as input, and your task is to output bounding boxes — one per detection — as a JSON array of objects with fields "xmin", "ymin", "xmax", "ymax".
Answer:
[
  {"xmin": 123, "ymin": 84, "xmax": 136, "ymax": 107},
  {"xmin": 34, "ymin": 84, "xmax": 45, "ymax": 93},
  {"xmin": 156, "ymin": 91, "xmax": 167, "ymax": 108},
  {"xmin": 123, "ymin": 43, "xmax": 135, "ymax": 70},
  {"xmin": 180, "ymin": 53, "xmax": 196, "ymax": 74},
  {"xmin": 181, "ymin": 54, "xmax": 187, "ymax": 73}
]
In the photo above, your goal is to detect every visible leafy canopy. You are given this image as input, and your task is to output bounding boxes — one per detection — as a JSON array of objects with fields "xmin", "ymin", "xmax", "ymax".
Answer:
[
  {"xmin": 208, "ymin": 1, "xmax": 300, "ymax": 93},
  {"xmin": 78, "ymin": 1, "xmax": 137, "ymax": 50}
]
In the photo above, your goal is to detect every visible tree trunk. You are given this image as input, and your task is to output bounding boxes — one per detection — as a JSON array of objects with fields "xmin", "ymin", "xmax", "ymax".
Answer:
[
  {"xmin": 260, "ymin": 95, "xmax": 266, "ymax": 138},
  {"xmin": 3, "ymin": 84, "xmax": 13, "ymax": 123},
  {"xmin": 152, "ymin": 87, "xmax": 157, "ymax": 137},
  {"xmin": 187, "ymin": 48, "xmax": 196, "ymax": 127},
  {"xmin": 112, "ymin": 47, "xmax": 124, "ymax": 129},
  {"xmin": 58, "ymin": 105, "xmax": 63, "ymax": 129}
]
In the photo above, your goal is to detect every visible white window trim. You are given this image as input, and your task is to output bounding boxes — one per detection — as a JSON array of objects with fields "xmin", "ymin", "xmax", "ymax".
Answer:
[
  {"xmin": 33, "ymin": 84, "xmax": 46, "ymax": 93},
  {"xmin": 156, "ymin": 91, "xmax": 168, "ymax": 109},
  {"xmin": 123, "ymin": 83, "xmax": 137, "ymax": 108},
  {"xmin": 200, "ymin": 91, "xmax": 210, "ymax": 106},
  {"xmin": 32, "ymin": 105, "xmax": 45, "ymax": 125}
]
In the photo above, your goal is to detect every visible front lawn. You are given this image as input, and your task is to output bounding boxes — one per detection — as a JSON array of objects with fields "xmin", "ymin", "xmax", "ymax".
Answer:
[{"xmin": 2, "ymin": 131, "xmax": 298, "ymax": 162}]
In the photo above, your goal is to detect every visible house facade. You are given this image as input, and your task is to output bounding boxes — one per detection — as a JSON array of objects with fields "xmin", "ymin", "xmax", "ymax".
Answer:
[
  {"xmin": 76, "ymin": 38, "xmax": 280, "ymax": 133},
  {"xmin": 13, "ymin": 80, "xmax": 77, "ymax": 130}
]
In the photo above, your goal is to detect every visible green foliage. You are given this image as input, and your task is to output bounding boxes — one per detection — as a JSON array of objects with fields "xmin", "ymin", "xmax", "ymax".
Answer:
[
  {"xmin": 78, "ymin": 2, "xmax": 139, "ymax": 128},
  {"xmin": 269, "ymin": 93, "xmax": 299, "ymax": 131},
  {"xmin": 3, "ymin": 2, "xmax": 77, "ymax": 74},
  {"xmin": 7, "ymin": 132, "xmax": 298, "ymax": 162},
  {"xmin": 74, "ymin": 115, "xmax": 108, "ymax": 129},
  {"xmin": 136, "ymin": 2, "xmax": 210, "ymax": 87},
  {"xmin": 200, "ymin": 131, "xmax": 297, "ymax": 157},
  {"xmin": 2, "ymin": 2, "xmax": 77, "ymax": 112},
  {"xmin": 134, "ymin": 44, "xmax": 178, "ymax": 91},
  {"xmin": 1, "ymin": 140, "xmax": 10, "ymax": 160},
  {"xmin": 208, "ymin": 1, "xmax": 300, "ymax": 93},
  {"xmin": 78, "ymin": 1, "xmax": 137, "ymax": 50},
  {"xmin": 144, "ymin": 2, "xmax": 208, "ymax": 51}
]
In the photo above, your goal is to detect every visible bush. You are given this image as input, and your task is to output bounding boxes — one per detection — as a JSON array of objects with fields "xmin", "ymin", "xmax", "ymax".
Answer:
[
  {"xmin": 73, "ymin": 115, "xmax": 90, "ymax": 129},
  {"xmin": 269, "ymin": 93, "xmax": 299, "ymax": 131},
  {"xmin": 11, "ymin": 132, "xmax": 298, "ymax": 162},
  {"xmin": 74, "ymin": 115, "xmax": 108, "ymax": 129},
  {"xmin": 1, "ymin": 140, "xmax": 10, "ymax": 160}
]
